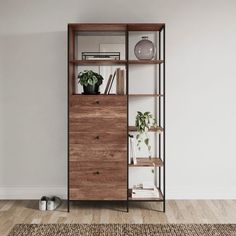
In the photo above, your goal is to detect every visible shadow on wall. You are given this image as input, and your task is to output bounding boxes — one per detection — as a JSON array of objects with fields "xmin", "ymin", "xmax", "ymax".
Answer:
[{"xmin": 0, "ymin": 31, "xmax": 67, "ymax": 188}]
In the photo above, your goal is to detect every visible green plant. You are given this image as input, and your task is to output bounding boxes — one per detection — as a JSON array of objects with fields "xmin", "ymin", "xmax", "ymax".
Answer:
[
  {"xmin": 135, "ymin": 111, "xmax": 157, "ymax": 158},
  {"xmin": 78, "ymin": 70, "xmax": 104, "ymax": 87}
]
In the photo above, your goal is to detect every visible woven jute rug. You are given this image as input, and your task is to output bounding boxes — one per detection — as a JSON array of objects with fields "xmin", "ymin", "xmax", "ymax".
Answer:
[{"xmin": 8, "ymin": 224, "xmax": 236, "ymax": 236}]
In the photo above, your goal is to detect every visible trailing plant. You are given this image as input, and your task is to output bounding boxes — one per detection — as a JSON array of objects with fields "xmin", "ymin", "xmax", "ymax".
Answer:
[
  {"xmin": 78, "ymin": 70, "xmax": 104, "ymax": 87},
  {"xmin": 135, "ymin": 111, "xmax": 157, "ymax": 158}
]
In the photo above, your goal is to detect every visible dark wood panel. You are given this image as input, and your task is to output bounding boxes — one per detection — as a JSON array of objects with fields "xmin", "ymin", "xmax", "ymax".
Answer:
[
  {"xmin": 70, "ymin": 95, "xmax": 127, "ymax": 118},
  {"xmin": 70, "ymin": 161, "xmax": 127, "ymax": 200},
  {"xmin": 70, "ymin": 187, "xmax": 127, "ymax": 200},
  {"xmin": 70, "ymin": 95, "xmax": 127, "ymax": 107},
  {"xmin": 128, "ymin": 23, "xmax": 164, "ymax": 31},
  {"xmin": 70, "ymin": 118, "xmax": 126, "ymax": 132},
  {"xmin": 68, "ymin": 23, "xmax": 164, "ymax": 32},
  {"xmin": 68, "ymin": 23, "xmax": 127, "ymax": 32},
  {"xmin": 69, "ymin": 132, "xmax": 127, "ymax": 146},
  {"xmin": 70, "ymin": 110, "xmax": 126, "ymax": 119},
  {"xmin": 69, "ymin": 146, "xmax": 126, "ymax": 162}
]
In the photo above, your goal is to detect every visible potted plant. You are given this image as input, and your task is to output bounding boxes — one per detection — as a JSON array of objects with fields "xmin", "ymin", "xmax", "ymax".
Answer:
[
  {"xmin": 78, "ymin": 70, "xmax": 104, "ymax": 94},
  {"xmin": 135, "ymin": 111, "xmax": 157, "ymax": 158}
]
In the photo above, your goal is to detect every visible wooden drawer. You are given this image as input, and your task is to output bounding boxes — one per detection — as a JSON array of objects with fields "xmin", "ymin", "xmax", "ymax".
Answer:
[
  {"xmin": 70, "ymin": 117, "xmax": 126, "ymax": 132},
  {"xmin": 70, "ymin": 146, "xmax": 126, "ymax": 162},
  {"xmin": 69, "ymin": 132, "xmax": 127, "ymax": 146},
  {"xmin": 69, "ymin": 95, "xmax": 127, "ymax": 118},
  {"xmin": 69, "ymin": 161, "xmax": 127, "ymax": 200}
]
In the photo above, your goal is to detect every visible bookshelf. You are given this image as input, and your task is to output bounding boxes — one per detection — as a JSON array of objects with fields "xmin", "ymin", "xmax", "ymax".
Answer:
[{"xmin": 68, "ymin": 23, "xmax": 165, "ymax": 212}]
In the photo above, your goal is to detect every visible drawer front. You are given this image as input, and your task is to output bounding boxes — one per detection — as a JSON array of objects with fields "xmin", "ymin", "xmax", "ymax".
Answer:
[
  {"xmin": 69, "ymin": 132, "xmax": 127, "ymax": 146},
  {"xmin": 70, "ymin": 145, "xmax": 126, "ymax": 162},
  {"xmin": 69, "ymin": 161, "xmax": 127, "ymax": 200},
  {"xmin": 70, "ymin": 117, "xmax": 126, "ymax": 132},
  {"xmin": 70, "ymin": 95, "xmax": 127, "ymax": 118}
]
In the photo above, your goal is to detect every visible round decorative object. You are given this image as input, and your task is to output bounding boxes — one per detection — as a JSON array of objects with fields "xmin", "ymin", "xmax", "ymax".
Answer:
[{"xmin": 134, "ymin": 36, "xmax": 156, "ymax": 60}]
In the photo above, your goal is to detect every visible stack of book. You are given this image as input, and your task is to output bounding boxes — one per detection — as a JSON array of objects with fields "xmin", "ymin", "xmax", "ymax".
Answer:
[
  {"xmin": 104, "ymin": 68, "xmax": 125, "ymax": 94},
  {"xmin": 132, "ymin": 183, "xmax": 159, "ymax": 199}
]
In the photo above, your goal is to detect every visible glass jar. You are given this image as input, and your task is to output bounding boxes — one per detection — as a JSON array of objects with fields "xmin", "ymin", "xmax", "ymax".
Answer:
[{"xmin": 134, "ymin": 36, "xmax": 156, "ymax": 60}]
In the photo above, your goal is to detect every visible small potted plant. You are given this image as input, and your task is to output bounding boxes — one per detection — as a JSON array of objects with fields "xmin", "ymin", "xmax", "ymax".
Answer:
[
  {"xmin": 135, "ymin": 111, "xmax": 158, "ymax": 158},
  {"xmin": 78, "ymin": 70, "xmax": 104, "ymax": 94}
]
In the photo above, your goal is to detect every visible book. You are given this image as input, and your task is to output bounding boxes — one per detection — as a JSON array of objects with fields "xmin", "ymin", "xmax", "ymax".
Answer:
[
  {"xmin": 132, "ymin": 186, "xmax": 159, "ymax": 199},
  {"xmin": 133, "ymin": 182, "xmax": 155, "ymax": 190},
  {"xmin": 107, "ymin": 70, "xmax": 117, "ymax": 94},
  {"xmin": 116, "ymin": 69, "xmax": 125, "ymax": 95},
  {"xmin": 119, "ymin": 69, "xmax": 125, "ymax": 95},
  {"xmin": 104, "ymin": 74, "xmax": 112, "ymax": 94},
  {"xmin": 116, "ymin": 68, "xmax": 121, "ymax": 95}
]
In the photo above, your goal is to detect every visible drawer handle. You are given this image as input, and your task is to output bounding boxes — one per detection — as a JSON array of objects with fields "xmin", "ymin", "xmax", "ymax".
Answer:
[
  {"xmin": 95, "ymin": 136, "xmax": 100, "ymax": 139},
  {"xmin": 95, "ymin": 100, "xmax": 100, "ymax": 104},
  {"xmin": 93, "ymin": 171, "xmax": 100, "ymax": 175}
]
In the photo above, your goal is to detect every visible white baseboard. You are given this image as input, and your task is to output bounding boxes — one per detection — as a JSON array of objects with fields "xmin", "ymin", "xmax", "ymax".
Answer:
[
  {"xmin": 167, "ymin": 186, "xmax": 236, "ymax": 199},
  {"xmin": 0, "ymin": 186, "xmax": 67, "ymax": 200}
]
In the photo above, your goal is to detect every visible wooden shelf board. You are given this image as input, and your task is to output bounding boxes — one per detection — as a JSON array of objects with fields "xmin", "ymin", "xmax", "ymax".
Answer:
[
  {"xmin": 129, "ymin": 126, "xmax": 164, "ymax": 132},
  {"xmin": 69, "ymin": 23, "xmax": 165, "ymax": 32},
  {"xmin": 71, "ymin": 94, "xmax": 127, "ymax": 96},
  {"xmin": 128, "ymin": 60, "xmax": 164, "ymax": 65},
  {"xmin": 69, "ymin": 23, "xmax": 127, "ymax": 32},
  {"xmin": 70, "ymin": 60, "xmax": 127, "ymax": 65},
  {"xmin": 128, "ymin": 188, "xmax": 163, "ymax": 201},
  {"xmin": 128, "ymin": 23, "xmax": 165, "ymax": 32},
  {"xmin": 70, "ymin": 59, "xmax": 164, "ymax": 65},
  {"xmin": 129, "ymin": 158, "xmax": 163, "ymax": 167},
  {"xmin": 129, "ymin": 94, "xmax": 163, "ymax": 97}
]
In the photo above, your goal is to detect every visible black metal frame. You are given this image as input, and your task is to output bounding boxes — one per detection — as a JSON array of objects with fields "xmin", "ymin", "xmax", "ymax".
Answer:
[
  {"xmin": 67, "ymin": 25, "xmax": 70, "ymax": 213},
  {"xmin": 126, "ymin": 25, "xmax": 165, "ymax": 212},
  {"xmin": 125, "ymin": 29, "xmax": 129, "ymax": 213},
  {"xmin": 67, "ymin": 24, "xmax": 165, "ymax": 213}
]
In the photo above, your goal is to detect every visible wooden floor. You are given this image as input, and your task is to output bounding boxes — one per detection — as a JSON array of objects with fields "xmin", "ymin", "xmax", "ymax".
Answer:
[{"xmin": 1, "ymin": 200, "xmax": 236, "ymax": 235}]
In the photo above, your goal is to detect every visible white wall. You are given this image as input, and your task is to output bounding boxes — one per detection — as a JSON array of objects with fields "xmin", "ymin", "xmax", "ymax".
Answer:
[{"xmin": 0, "ymin": 0, "xmax": 236, "ymax": 199}]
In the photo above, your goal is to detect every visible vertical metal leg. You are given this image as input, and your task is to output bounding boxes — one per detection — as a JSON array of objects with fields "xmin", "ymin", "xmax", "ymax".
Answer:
[
  {"xmin": 163, "ymin": 200, "xmax": 165, "ymax": 212},
  {"xmin": 67, "ymin": 200, "xmax": 70, "ymax": 212},
  {"xmin": 126, "ymin": 200, "xmax": 129, "ymax": 212}
]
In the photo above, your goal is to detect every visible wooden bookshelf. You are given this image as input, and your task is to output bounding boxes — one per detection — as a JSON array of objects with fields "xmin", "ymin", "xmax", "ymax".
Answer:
[
  {"xmin": 129, "ymin": 158, "xmax": 163, "ymax": 167},
  {"xmin": 68, "ymin": 23, "xmax": 166, "ymax": 212}
]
